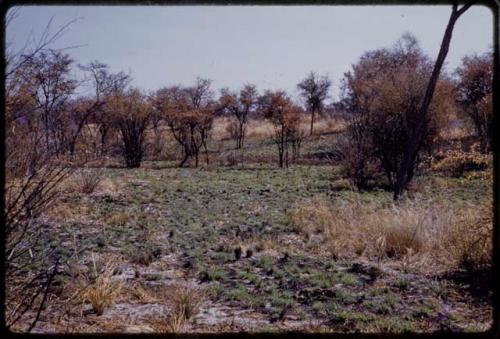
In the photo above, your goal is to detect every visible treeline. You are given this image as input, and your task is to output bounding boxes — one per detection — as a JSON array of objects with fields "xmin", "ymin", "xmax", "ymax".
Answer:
[{"xmin": 7, "ymin": 36, "xmax": 493, "ymax": 174}]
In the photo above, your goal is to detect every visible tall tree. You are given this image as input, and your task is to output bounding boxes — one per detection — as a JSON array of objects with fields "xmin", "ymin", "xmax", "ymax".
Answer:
[
  {"xmin": 297, "ymin": 72, "xmax": 331, "ymax": 135},
  {"xmin": 393, "ymin": 0, "xmax": 477, "ymax": 200}
]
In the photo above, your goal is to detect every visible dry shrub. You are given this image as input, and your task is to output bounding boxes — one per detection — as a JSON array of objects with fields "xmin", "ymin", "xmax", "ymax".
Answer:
[
  {"xmin": 167, "ymin": 283, "xmax": 203, "ymax": 320},
  {"xmin": 432, "ymin": 148, "xmax": 491, "ymax": 177},
  {"xmin": 438, "ymin": 203, "xmax": 492, "ymax": 273},
  {"xmin": 75, "ymin": 168, "xmax": 104, "ymax": 194},
  {"xmin": 76, "ymin": 260, "xmax": 123, "ymax": 315},
  {"xmin": 289, "ymin": 195, "xmax": 492, "ymax": 272},
  {"xmin": 148, "ymin": 283, "xmax": 204, "ymax": 333}
]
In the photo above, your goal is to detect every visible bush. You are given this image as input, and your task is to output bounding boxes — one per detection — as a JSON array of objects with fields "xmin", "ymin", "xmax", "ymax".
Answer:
[
  {"xmin": 338, "ymin": 119, "xmax": 379, "ymax": 190},
  {"xmin": 340, "ymin": 34, "xmax": 455, "ymax": 191},
  {"xmin": 107, "ymin": 89, "xmax": 151, "ymax": 168},
  {"xmin": 431, "ymin": 148, "xmax": 490, "ymax": 177},
  {"xmin": 455, "ymin": 51, "xmax": 493, "ymax": 153},
  {"xmin": 122, "ymin": 243, "xmax": 162, "ymax": 266},
  {"xmin": 75, "ymin": 168, "xmax": 103, "ymax": 194},
  {"xmin": 216, "ymin": 150, "xmax": 239, "ymax": 167},
  {"xmin": 225, "ymin": 120, "xmax": 240, "ymax": 143}
]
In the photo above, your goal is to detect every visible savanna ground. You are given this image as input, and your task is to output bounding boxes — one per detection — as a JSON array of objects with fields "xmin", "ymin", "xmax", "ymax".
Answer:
[{"xmin": 17, "ymin": 116, "xmax": 493, "ymax": 334}]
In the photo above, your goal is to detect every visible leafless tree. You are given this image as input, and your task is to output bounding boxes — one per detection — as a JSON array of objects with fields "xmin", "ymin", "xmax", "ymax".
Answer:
[
  {"xmin": 107, "ymin": 89, "xmax": 151, "ymax": 168},
  {"xmin": 297, "ymin": 72, "xmax": 331, "ymax": 135},
  {"xmin": 258, "ymin": 90, "xmax": 302, "ymax": 168},
  {"xmin": 78, "ymin": 61, "xmax": 131, "ymax": 157},
  {"xmin": 219, "ymin": 84, "xmax": 258, "ymax": 149},
  {"xmin": 157, "ymin": 80, "xmax": 215, "ymax": 167}
]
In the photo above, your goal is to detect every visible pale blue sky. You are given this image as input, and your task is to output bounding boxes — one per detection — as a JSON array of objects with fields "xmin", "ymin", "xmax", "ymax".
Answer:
[{"xmin": 6, "ymin": 5, "xmax": 493, "ymax": 101}]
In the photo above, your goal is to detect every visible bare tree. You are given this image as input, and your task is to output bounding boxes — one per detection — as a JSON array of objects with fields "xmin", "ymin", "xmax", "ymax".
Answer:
[
  {"xmin": 20, "ymin": 50, "xmax": 77, "ymax": 154},
  {"xmin": 393, "ymin": 0, "xmax": 477, "ymax": 199},
  {"xmin": 297, "ymin": 72, "xmax": 331, "ymax": 135},
  {"xmin": 78, "ymin": 61, "xmax": 131, "ymax": 157},
  {"xmin": 258, "ymin": 90, "xmax": 302, "ymax": 168},
  {"xmin": 158, "ymin": 80, "xmax": 215, "ymax": 167},
  {"xmin": 107, "ymin": 89, "xmax": 151, "ymax": 168},
  {"xmin": 219, "ymin": 84, "xmax": 258, "ymax": 149}
]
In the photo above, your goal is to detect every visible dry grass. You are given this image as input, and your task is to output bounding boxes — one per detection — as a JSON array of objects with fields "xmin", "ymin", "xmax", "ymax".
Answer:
[
  {"xmin": 105, "ymin": 211, "xmax": 130, "ymax": 227},
  {"xmin": 431, "ymin": 147, "xmax": 491, "ymax": 177},
  {"xmin": 128, "ymin": 282, "xmax": 160, "ymax": 304},
  {"xmin": 290, "ymin": 194, "xmax": 492, "ymax": 272},
  {"xmin": 75, "ymin": 257, "xmax": 124, "ymax": 316},
  {"xmin": 147, "ymin": 283, "xmax": 204, "ymax": 333},
  {"xmin": 246, "ymin": 119, "xmax": 273, "ymax": 140},
  {"xmin": 206, "ymin": 115, "xmax": 345, "ymax": 144},
  {"xmin": 75, "ymin": 168, "xmax": 103, "ymax": 194},
  {"xmin": 310, "ymin": 116, "xmax": 347, "ymax": 135}
]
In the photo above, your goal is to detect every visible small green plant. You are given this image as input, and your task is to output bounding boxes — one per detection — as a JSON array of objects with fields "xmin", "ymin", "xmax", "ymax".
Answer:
[
  {"xmin": 254, "ymin": 255, "xmax": 275, "ymax": 270},
  {"xmin": 206, "ymin": 283, "xmax": 225, "ymax": 299},
  {"xmin": 204, "ymin": 267, "xmax": 226, "ymax": 281},
  {"xmin": 226, "ymin": 284, "xmax": 253, "ymax": 305}
]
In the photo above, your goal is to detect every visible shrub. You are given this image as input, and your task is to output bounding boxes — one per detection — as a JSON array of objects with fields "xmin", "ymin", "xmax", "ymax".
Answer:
[
  {"xmin": 455, "ymin": 51, "xmax": 493, "ymax": 153},
  {"xmin": 122, "ymin": 243, "xmax": 161, "ymax": 266},
  {"xmin": 338, "ymin": 118, "xmax": 379, "ymax": 190},
  {"xmin": 216, "ymin": 150, "xmax": 239, "ymax": 167},
  {"xmin": 431, "ymin": 148, "xmax": 490, "ymax": 177},
  {"xmin": 75, "ymin": 168, "xmax": 103, "ymax": 194},
  {"xmin": 340, "ymin": 34, "xmax": 455, "ymax": 191},
  {"xmin": 107, "ymin": 89, "xmax": 151, "ymax": 168}
]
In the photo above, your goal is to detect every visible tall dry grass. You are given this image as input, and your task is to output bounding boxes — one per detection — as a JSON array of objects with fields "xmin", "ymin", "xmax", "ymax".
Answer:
[
  {"xmin": 74, "ymin": 256, "xmax": 124, "ymax": 316},
  {"xmin": 147, "ymin": 283, "xmax": 204, "ymax": 333},
  {"xmin": 211, "ymin": 115, "xmax": 346, "ymax": 142},
  {"xmin": 289, "ymin": 194, "xmax": 492, "ymax": 273}
]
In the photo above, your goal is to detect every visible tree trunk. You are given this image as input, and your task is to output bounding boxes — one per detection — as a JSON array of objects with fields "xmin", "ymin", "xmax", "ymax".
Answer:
[
  {"xmin": 179, "ymin": 151, "xmax": 189, "ymax": 167},
  {"xmin": 310, "ymin": 110, "xmax": 315, "ymax": 135},
  {"xmin": 393, "ymin": 0, "xmax": 476, "ymax": 200}
]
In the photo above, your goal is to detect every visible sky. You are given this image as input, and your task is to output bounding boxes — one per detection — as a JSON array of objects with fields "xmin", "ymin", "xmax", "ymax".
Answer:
[{"xmin": 6, "ymin": 5, "xmax": 493, "ymax": 101}]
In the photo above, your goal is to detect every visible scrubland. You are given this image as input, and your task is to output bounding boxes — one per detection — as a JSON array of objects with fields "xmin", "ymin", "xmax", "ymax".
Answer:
[{"xmin": 11, "ymin": 116, "xmax": 493, "ymax": 334}]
